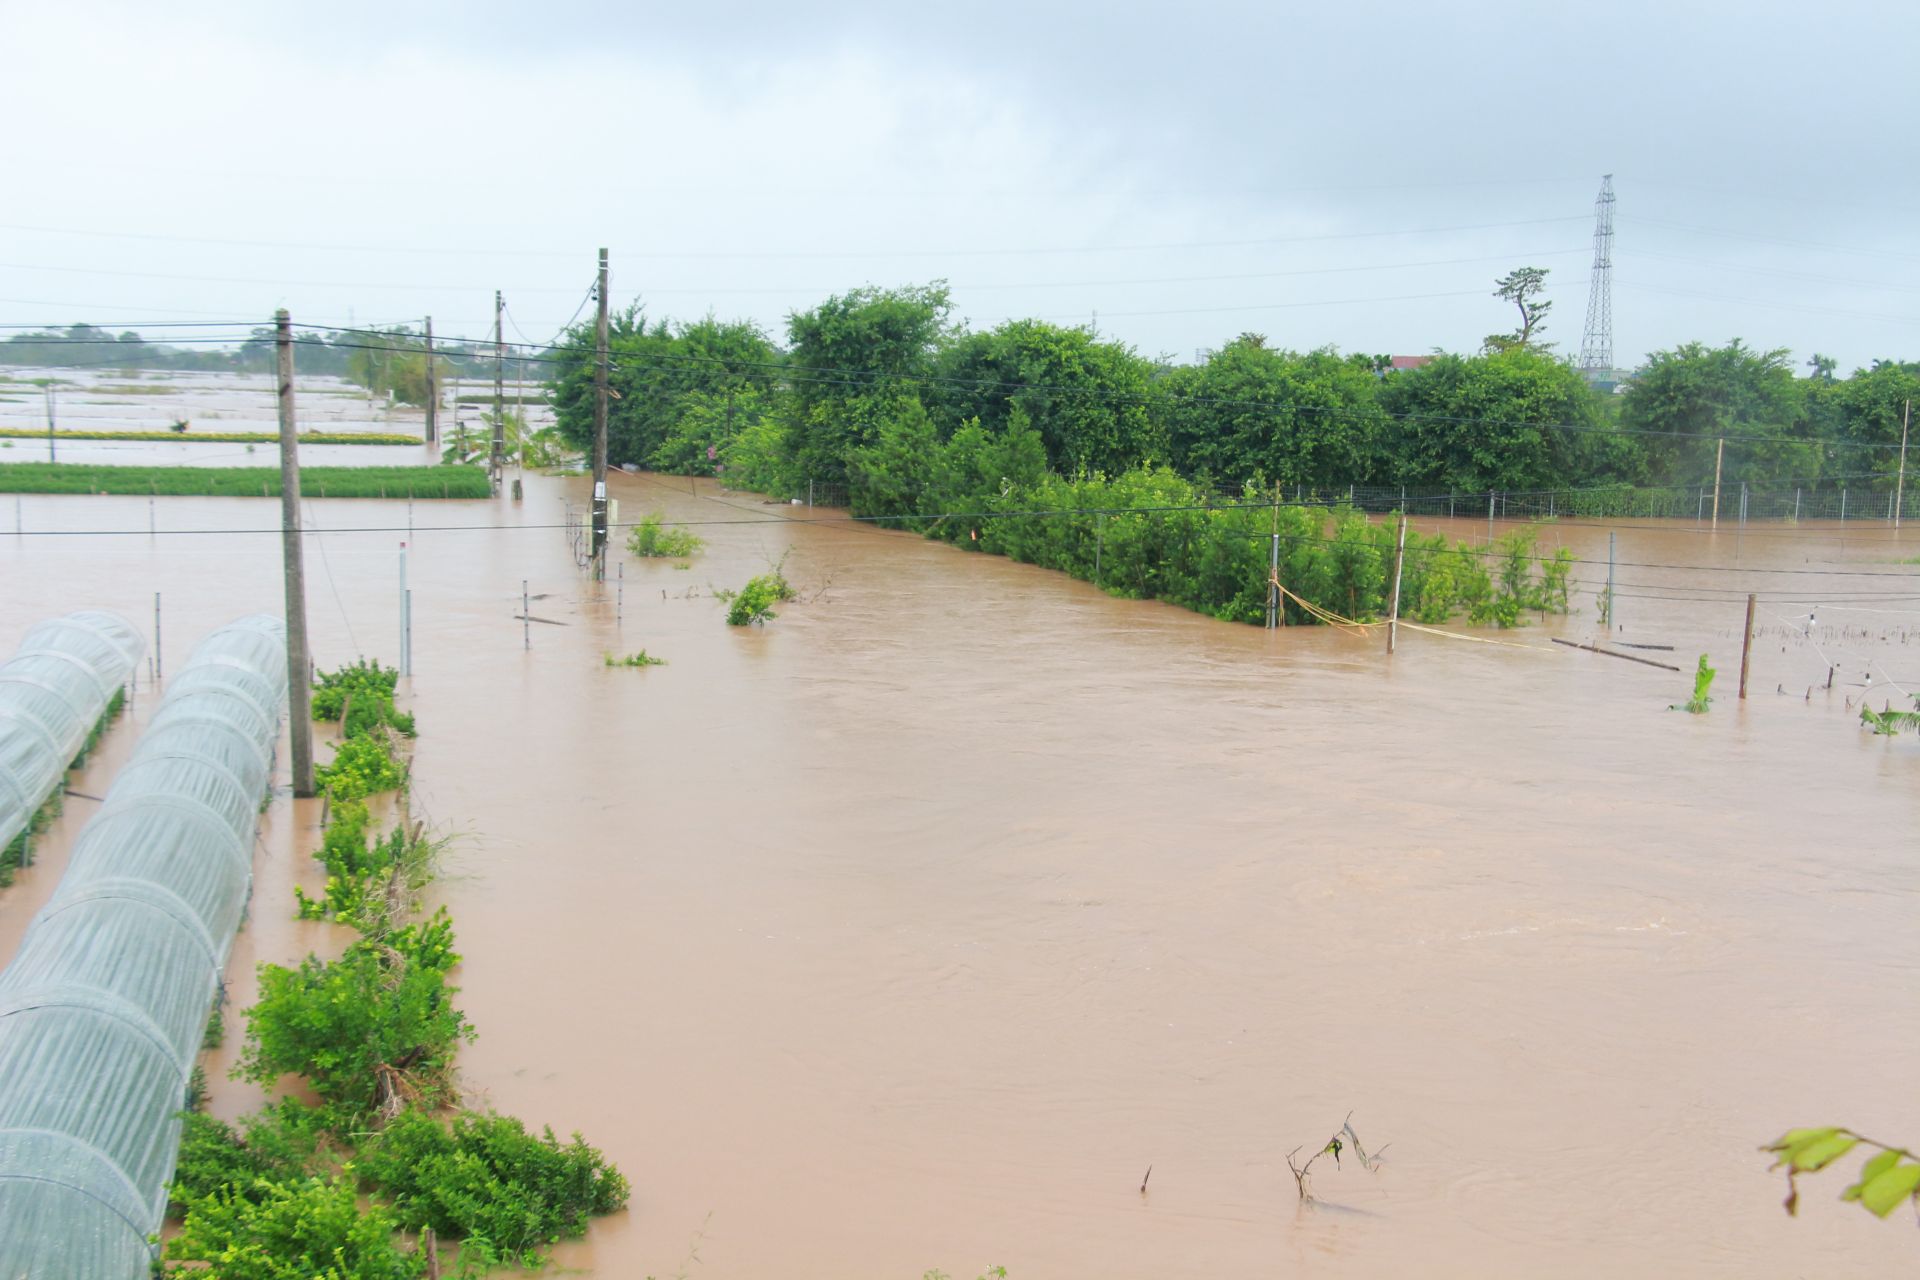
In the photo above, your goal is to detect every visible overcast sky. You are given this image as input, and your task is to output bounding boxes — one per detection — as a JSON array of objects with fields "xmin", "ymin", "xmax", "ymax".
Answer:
[{"xmin": 4, "ymin": 0, "xmax": 1916, "ymax": 372}]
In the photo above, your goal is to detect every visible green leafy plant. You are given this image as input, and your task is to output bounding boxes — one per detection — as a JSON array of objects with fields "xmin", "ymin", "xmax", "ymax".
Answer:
[
  {"xmin": 312, "ymin": 659, "xmax": 415, "ymax": 738},
  {"xmin": 626, "ymin": 511, "xmax": 705, "ymax": 558},
  {"xmin": 239, "ymin": 936, "xmax": 472, "ymax": 1123},
  {"xmin": 1763, "ymin": 1127, "xmax": 1920, "ymax": 1221},
  {"xmin": 603, "ymin": 650, "xmax": 667, "ymax": 668},
  {"xmin": 1861, "ymin": 695, "xmax": 1920, "ymax": 735},
  {"xmin": 314, "ymin": 733, "xmax": 405, "ymax": 801},
  {"xmin": 724, "ymin": 570, "xmax": 797, "ymax": 626},
  {"xmin": 166, "ymin": 1174, "xmax": 426, "ymax": 1279},
  {"xmin": 359, "ymin": 1109, "xmax": 631, "ymax": 1259},
  {"xmin": 1674, "ymin": 654, "xmax": 1715, "ymax": 714}
]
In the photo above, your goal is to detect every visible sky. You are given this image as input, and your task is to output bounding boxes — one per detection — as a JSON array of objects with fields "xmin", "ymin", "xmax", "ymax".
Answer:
[{"xmin": 3, "ymin": 0, "xmax": 1917, "ymax": 373}]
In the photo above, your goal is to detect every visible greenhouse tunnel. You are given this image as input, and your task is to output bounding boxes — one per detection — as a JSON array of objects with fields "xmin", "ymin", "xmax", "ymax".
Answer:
[
  {"xmin": 0, "ymin": 615, "xmax": 286, "ymax": 1278},
  {"xmin": 0, "ymin": 610, "xmax": 145, "ymax": 860}
]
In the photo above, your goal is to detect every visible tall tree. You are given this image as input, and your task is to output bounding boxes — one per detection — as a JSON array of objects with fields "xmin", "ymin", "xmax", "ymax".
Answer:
[
  {"xmin": 1484, "ymin": 266, "xmax": 1554, "ymax": 354},
  {"xmin": 785, "ymin": 283, "xmax": 952, "ymax": 485}
]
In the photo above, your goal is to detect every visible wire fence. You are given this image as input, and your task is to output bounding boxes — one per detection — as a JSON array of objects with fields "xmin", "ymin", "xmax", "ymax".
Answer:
[{"xmin": 763, "ymin": 477, "xmax": 1916, "ymax": 527}]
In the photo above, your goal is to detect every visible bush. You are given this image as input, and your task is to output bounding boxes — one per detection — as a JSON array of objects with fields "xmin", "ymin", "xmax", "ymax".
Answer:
[
  {"xmin": 626, "ymin": 511, "xmax": 704, "ymax": 558},
  {"xmin": 167, "ymin": 1174, "xmax": 425, "ymax": 1279},
  {"xmin": 240, "ymin": 937, "xmax": 472, "ymax": 1122},
  {"xmin": 169, "ymin": 1103, "xmax": 326, "ymax": 1217},
  {"xmin": 314, "ymin": 733, "xmax": 405, "ymax": 801},
  {"xmin": 312, "ymin": 659, "xmax": 415, "ymax": 738},
  {"xmin": 724, "ymin": 571, "xmax": 797, "ymax": 626},
  {"xmin": 360, "ymin": 1110, "xmax": 631, "ymax": 1258}
]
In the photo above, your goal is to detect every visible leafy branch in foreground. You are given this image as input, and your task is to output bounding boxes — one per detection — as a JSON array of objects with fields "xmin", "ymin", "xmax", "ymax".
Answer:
[
  {"xmin": 1765, "ymin": 1128, "xmax": 1920, "ymax": 1221},
  {"xmin": 1286, "ymin": 1113, "xmax": 1387, "ymax": 1203}
]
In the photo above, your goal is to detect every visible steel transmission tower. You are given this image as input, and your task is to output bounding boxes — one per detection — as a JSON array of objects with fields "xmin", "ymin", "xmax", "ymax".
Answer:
[{"xmin": 1579, "ymin": 174, "xmax": 1615, "ymax": 378}]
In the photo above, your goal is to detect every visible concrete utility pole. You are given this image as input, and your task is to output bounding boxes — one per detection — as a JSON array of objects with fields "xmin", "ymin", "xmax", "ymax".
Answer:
[
  {"xmin": 423, "ymin": 316, "xmax": 436, "ymax": 444},
  {"xmin": 1897, "ymin": 399, "xmax": 1911, "ymax": 531},
  {"xmin": 491, "ymin": 290, "xmax": 506, "ymax": 485},
  {"xmin": 591, "ymin": 247, "xmax": 611, "ymax": 580},
  {"xmin": 1711, "ymin": 437, "xmax": 1724, "ymax": 530},
  {"xmin": 1387, "ymin": 514, "xmax": 1406, "ymax": 654},
  {"xmin": 42, "ymin": 382, "xmax": 54, "ymax": 462},
  {"xmin": 275, "ymin": 310, "xmax": 315, "ymax": 796}
]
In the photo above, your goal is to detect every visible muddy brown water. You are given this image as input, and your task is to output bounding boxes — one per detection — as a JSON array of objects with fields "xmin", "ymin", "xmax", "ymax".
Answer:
[{"xmin": 0, "ymin": 469, "xmax": 1916, "ymax": 1278}]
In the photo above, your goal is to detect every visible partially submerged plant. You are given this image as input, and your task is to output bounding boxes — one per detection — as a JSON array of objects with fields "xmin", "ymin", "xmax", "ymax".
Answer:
[
  {"xmin": 1287, "ymin": 1113, "xmax": 1387, "ymax": 1203},
  {"xmin": 1673, "ymin": 653, "xmax": 1716, "ymax": 714},
  {"xmin": 724, "ymin": 569, "xmax": 797, "ymax": 626},
  {"xmin": 627, "ymin": 511, "xmax": 704, "ymax": 559},
  {"xmin": 1861, "ymin": 695, "xmax": 1920, "ymax": 735},
  {"xmin": 603, "ymin": 650, "xmax": 667, "ymax": 668}
]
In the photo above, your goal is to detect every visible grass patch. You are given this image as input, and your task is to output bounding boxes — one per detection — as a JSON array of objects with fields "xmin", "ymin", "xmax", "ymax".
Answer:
[
  {"xmin": 0, "ymin": 427, "xmax": 422, "ymax": 445},
  {"xmin": 603, "ymin": 650, "xmax": 666, "ymax": 668},
  {"xmin": 0, "ymin": 462, "xmax": 486, "ymax": 498}
]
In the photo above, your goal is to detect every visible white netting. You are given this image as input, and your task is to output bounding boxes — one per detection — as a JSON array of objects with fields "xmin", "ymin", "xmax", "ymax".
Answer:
[
  {"xmin": 0, "ymin": 615, "xmax": 285, "ymax": 1279},
  {"xmin": 0, "ymin": 611, "xmax": 144, "ymax": 856}
]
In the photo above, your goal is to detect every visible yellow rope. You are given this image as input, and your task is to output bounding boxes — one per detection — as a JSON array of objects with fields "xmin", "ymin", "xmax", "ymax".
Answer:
[
  {"xmin": 1394, "ymin": 620, "xmax": 1559, "ymax": 653},
  {"xmin": 1271, "ymin": 578, "xmax": 1376, "ymax": 637}
]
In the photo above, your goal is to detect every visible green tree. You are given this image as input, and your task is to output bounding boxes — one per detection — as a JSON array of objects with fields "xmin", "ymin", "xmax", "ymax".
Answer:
[
  {"xmin": 1620, "ymin": 341, "xmax": 1813, "ymax": 488},
  {"xmin": 928, "ymin": 320, "xmax": 1162, "ymax": 476},
  {"xmin": 1484, "ymin": 266, "xmax": 1554, "ymax": 354},
  {"xmin": 1160, "ymin": 337, "xmax": 1387, "ymax": 489},
  {"xmin": 1379, "ymin": 348, "xmax": 1611, "ymax": 491},
  {"xmin": 784, "ymin": 283, "xmax": 952, "ymax": 485}
]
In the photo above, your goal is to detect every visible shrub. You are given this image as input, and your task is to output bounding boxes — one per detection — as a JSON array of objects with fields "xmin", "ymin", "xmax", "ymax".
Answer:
[
  {"xmin": 626, "ymin": 511, "xmax": 704, "ymax": 558},
  {"xmin": 239, "ymin": 937, "xmax": 472, "ymax": 1122},
  {"xmin": 314, "ymin": 733, "xmax": 405, "ymax": 801},
  {"xmin": 724, "ymin": 571, "xmax": 797, "ymax": 626},
  {"xmin": 312, "ymin": 659, "xmax": 415, "ymax": 738},
  {"xmin": 603, "ymin": 650, "xmax": 667, "ymax": 668},
  {"xmin": 167, "ymin": 1174, "xmax": 425, "ymax": 1279},
  {"xmin": 359, "ymin": 1109, "xmax": 631, "ymax": 1258},
  {"xmin": 169, "ymin": 1103, "xmax": 324, "ymax": 1216}
]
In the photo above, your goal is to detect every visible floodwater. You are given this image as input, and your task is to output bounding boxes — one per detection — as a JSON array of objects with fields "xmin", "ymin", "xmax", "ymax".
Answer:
[
  {"xmin": 0, "ymin": 365, "xmax": 550, "ymax": 468},
  {"xmin": 0, "ymin": 463, "xmax": 1917, "ymax": 1279}
]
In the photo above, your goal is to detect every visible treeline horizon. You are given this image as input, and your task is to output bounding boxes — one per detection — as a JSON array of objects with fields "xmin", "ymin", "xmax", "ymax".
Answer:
[
  {"xmin": 0, "ymin": 323, "xmax": 524, "ymax": 392},
  {"xmin": 542, "ymin": 281, "xmax": 1919, "ymax": 500}
]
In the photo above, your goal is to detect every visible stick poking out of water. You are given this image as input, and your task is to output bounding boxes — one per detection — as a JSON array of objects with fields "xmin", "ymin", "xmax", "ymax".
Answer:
[{"xmin": 1140, "ymin": 1164, "xmax": 1152, "ymax": 1195}]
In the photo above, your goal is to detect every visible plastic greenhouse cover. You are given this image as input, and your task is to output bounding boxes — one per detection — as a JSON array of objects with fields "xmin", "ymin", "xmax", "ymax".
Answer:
[
  {"xmin": 0, "ymin": 611, "xmax": 144, "ymax": 856},
  {"xmin": 0, "ymin": 615, "xmax": 285, "ymax": 1279}
]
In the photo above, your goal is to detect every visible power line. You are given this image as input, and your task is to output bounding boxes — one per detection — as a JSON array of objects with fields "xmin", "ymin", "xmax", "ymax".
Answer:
[{"xmin": 0, "ymin": 214, "xmax": 1593, "ymax": 261}]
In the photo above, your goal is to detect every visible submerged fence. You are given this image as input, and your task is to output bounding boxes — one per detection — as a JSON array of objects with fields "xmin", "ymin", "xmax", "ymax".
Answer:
[
  {"xmin": 0, "ymin": 615, "xmax": 286, "ymax": 1279},
  {"xmin": 0, "ymin": 611, "xmax": 144, "ymax": 859}
]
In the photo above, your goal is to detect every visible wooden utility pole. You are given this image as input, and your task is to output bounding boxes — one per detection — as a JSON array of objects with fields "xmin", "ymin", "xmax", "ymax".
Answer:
[
  {"xmin": 491, "ymin": 290, "xmax": 506, "ymax": 485},
  {"xmin": 1387, "ymin": 514, "xmax": 1406, "ymax": 654},
  {"xmin": 422, "ymin": 316, "xmax": 436, "ymax": 444},
  {"xmin": 275, "ymin": 310, "xmax": 315, "ymax": 796},
  {"xmin": 1738, "ymin": 592, "xmax": 1756, "ymax": 700},
  {"xmin": 1896, "ymin": 399, "xmax": 1910, "ymax": 531},
  {"xmin": 591, "ymin": 247, "xmax": 611, "ymax": 580},
  {"xmin": 1711, "ymin": 437, "xmax": 1724, "ymax": 530}
]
